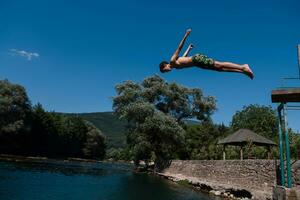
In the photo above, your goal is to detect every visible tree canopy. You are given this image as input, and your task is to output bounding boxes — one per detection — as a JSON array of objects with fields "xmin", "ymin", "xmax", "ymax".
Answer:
[
  {"xmin": 184, "ymin": 122, "xmax": 228, "ymax": 160},
  {"xmin": 0, "ymin": 80, "xmax": 31, "ymax": 153},
  {"xmin": 0, "ymin": 80, "xmax": 31, "ymax": 134},
  {"xmin": 113, "ymin": 75, "xmax": 216, "ymax": 123},
  {"xmin": 113, "ymin": 75, "xmax": 216, "ymax": 170},
  {"xmin": 227, "ymin": 104, "xmax": 279, "ymax": 159},
  {"xmin": 230, "ymin": 104, "xmax": 278, "ymax": 140},
  {"xmin": 0, "ymin": 80, "xmax": 106, "ymax": 159}
]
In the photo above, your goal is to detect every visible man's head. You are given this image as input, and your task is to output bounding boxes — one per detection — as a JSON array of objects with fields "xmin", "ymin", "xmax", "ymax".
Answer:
[{"xmin": 159, "ymin": 61, "xmax": 172, "ymax": 73}]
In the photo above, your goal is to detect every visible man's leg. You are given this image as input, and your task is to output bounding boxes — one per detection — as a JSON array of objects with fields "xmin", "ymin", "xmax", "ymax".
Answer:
[
  {"xmin": 214, "ymin": 61, "xmax": 254, "ymax": 79},
  {"xmin": 182, "ymin": 44, "xmax": 193, "ymax": 57}
]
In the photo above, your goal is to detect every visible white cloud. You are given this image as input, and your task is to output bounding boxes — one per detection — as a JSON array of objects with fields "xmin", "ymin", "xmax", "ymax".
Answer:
[{"xmin": 10, "ymin": 49, "xmax": 39, "ymax": 61}]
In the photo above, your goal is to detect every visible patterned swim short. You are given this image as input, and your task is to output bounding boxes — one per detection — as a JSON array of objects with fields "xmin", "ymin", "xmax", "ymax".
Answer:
[{"xmin": 192, "ymin": 53, "xmax": 214, "ymax": 68}]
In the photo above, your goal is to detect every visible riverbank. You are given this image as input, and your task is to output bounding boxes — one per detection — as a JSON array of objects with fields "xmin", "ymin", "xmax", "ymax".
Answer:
[
  {"xmin": 157, "ymin": 171, "xmax": 261, "ymax": 200},
  {"xmin": 157, "ymin": 160, "xmax": 280, "ymax": 200},
  {"xmin": 0, "ymin": 154, "xmax": 132, "ymax": 165}
]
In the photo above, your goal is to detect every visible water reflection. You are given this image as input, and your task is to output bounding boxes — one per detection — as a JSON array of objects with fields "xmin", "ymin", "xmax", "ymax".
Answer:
[
  {"xmin": 0, "ymin": 160, "xmax": 217, "ymax": 200},
  {"xmin": 117, "ymin": 173, "xmax": 217, "ymax": 200},
  {"xmin": 0, "ymin": 159, "xmax": 133, "ymax": 177}
]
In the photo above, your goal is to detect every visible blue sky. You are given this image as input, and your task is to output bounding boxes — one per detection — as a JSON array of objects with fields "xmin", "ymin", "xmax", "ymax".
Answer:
[{"xmin": 0, "ymin": 0, "xmax": 299, "ymax": 131}]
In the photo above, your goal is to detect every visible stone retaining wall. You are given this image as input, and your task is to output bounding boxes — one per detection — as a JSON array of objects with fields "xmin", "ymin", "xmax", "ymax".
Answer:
[{"xmin": 160, "ymin": 160, "xmax": 300, "ymax": 199}]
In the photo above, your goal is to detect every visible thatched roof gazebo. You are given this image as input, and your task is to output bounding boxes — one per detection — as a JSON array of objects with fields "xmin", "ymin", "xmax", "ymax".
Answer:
[{"xmin": 218, "ymin": 129, "xmax": 277, "ymax": 160}]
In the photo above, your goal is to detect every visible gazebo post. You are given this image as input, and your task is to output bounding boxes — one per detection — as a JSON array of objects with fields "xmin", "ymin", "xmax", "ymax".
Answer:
[
  {"xmin": 267, "ymin": 146, "xmax": 271, "ymax": 160},
  {"xmin": 240, "ymin": 145, "xmax": 243, "ymax": 160},
  {"xmin": 223, "ymin": 145, "xmax": 226, "ymax": 160}
]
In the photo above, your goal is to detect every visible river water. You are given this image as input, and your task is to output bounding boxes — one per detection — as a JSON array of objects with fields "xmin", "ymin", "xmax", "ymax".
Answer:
[{"xmin": 0, "ymin": 159, "xmax": 217, "ymax": 200}]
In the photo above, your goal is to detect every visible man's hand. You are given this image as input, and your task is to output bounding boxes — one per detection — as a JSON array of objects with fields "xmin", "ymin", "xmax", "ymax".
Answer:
[{"xmin": 186, "ymin": 29, "xmax": 192, "ymax": 34}]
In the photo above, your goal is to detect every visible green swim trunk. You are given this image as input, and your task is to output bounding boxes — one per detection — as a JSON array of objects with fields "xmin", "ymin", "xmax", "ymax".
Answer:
[{"xmin": 192, "ymin": 53, "xmax": 214, "ymax": 68}]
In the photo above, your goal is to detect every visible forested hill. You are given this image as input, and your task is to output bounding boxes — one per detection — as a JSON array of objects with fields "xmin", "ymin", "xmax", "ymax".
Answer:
[
  {"xmin": 62, "ymin": 112, "xmax": 127, "ymax": 148},
  {"xmin": 61, "ymin": 112, "xmax": 201, "ymax": 149}
]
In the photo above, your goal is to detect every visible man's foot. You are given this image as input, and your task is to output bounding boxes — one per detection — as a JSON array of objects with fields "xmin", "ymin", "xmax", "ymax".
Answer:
[{"xmin": 243, "ymin": 64, "xmax": 254, "ymax": 79}]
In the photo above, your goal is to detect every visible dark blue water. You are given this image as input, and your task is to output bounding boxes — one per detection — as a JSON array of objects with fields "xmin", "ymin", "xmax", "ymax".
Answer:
[{"xmin": 0, "ymin": 159, "xmax": 217, "ymax": 200}]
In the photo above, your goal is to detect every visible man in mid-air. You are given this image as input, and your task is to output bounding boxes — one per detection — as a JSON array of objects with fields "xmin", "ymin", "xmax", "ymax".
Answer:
[{"xmin": 159, "ymin": 29, "xmax": 254, "ymax": 79}]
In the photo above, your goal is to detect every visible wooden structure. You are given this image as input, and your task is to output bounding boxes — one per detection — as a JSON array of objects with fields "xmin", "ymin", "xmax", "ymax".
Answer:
[
  {"xmin": 271, "ymin": 88, "xmax": 300, "ymax": 188},
  {"xmin": 271, "ymin": 88, "xmax": 300, "ymax": 103},
  {"xmin": 271, "ymin": 45, "xmax": 300, "ymax": 190},
  {"xmin": 218, "ymin": 129, "xmax": 276, "ymax": 160}
]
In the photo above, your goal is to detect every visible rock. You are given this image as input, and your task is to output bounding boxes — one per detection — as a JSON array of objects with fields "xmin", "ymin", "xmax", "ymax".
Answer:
[
  {"xmin": 209, "ymin": 190, "xmax": 221, "ymax": 196},
  {"xmin": 173, "ymin": 177, "xmax": 180, "ymax": 182}
]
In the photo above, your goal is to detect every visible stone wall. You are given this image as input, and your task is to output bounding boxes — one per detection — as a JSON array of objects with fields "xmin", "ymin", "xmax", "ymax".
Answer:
[
  {"xmin": 160, "ymin": 159, "xmax": 300, "ymax": 199},
  {"xmin": 160, "ymin": 160, "xmax": 300, "ymax": 199}
]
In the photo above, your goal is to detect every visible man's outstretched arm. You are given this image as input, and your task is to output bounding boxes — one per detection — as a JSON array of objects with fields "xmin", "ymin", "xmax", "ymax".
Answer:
[
  {"xmin": 182, "ymin": 44, "xmax": 193, "ymax": 57},
  {"xmin": 170, "ymin": 29, "xmax": 191, "ymax": 63}
]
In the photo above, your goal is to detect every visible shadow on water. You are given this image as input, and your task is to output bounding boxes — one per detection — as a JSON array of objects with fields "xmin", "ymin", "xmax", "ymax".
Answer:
[
  {"xmin": 0, "ymin": 159, "xmax": 133, "ymax": 177},
  {"xmin": 116, "ymin": 173, "xmax": 218, "ymax": 200},
  {"xmin": 0, "ymin": 160, "xmax": 217, "ymax": 200}
]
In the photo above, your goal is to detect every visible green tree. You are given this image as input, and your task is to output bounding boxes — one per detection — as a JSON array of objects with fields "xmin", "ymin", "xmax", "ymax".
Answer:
[
  {"xmin": 138, "ymin": 111, "xmax": 185, "ymax": 170},
  {"xmin": 0, "ymin": 80, "xmax": 31, "ymax": 153},
  {"xmin": 61, "ymin": 116, "xmax": 88, "ymax": 157},
  {"xmin": 231, "ymin": 104, "xmax": 278, "ymax": 140},
  {"xmin": 113, "ymin": 75, "xmax": 216, "ymax": 170},
  {"xmin": 82, "ymin": 122, "xmax": 106, "ymax": 159},
  {"xmin": 230, "ymin": 104, "xmax": 278, "ymax": 159},
  {"xmin": 183, "ymin": 122, "xmax": 227, "ymax": 160},
  {"xmin": 30, "ymin": 103, "xmax": 63, "ymax": 155},
  {"xmin": 0, "ymin": 79, "xmax": 106, "ymax": 159},
  {"xmin": 31, "ymin": 106, "xmax": 106, "ymax": 159},
  {"xmin": 114, "ymin": 75, "xmax": 216, "ymax": 123},
  {"xmin": 289, "ymin": 129, "xmax": 300, "ymax": 159}
]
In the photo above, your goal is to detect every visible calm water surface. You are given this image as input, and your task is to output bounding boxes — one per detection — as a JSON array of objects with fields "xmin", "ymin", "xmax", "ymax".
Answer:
[{"xmin": 0, "ymin": 159, "xmax": 217, "ymax": 200}]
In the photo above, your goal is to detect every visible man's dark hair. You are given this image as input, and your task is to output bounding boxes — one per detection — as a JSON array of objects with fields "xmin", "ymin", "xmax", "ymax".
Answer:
[{"xmin": 159, "ymin": 61, "xmax": 169, "ymax": 73}]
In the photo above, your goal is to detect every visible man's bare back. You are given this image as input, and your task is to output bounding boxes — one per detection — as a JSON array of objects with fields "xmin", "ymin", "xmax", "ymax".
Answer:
[{"xmin": 159, "ymin": 29, "xmax": 254, "ymax": 79}]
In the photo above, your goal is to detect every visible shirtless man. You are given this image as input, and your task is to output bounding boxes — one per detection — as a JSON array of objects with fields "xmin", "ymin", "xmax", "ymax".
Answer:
[{"xmin": 159, "ymin": 29, "xmax": 254, "ymax": 79}]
